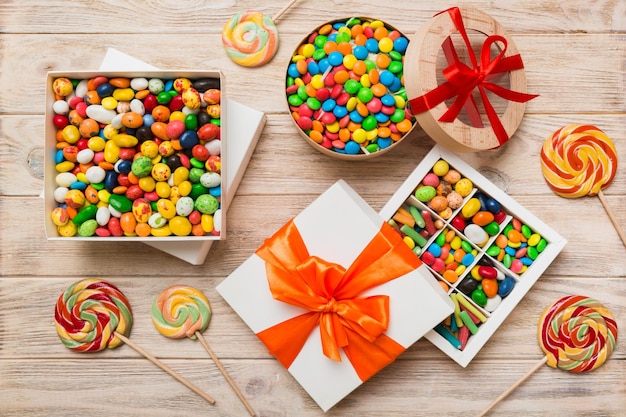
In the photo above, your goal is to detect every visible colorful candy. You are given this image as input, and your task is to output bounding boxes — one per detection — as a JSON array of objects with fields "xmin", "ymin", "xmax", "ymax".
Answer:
[
  {"xmin": 54, "ymin": 278, "xmax": 132, "ymax": 351},
  {"xmin": 479, "ymin": 295, "xmax": 618, "ymax": 416},
  {"xmin": 222, "ymin": 10, "xmax": 279, "ymax": 67},
  {"xmin": 540, "ymin": 124, "xmax": 625, "ymax": 248},
  {"xmin": 54, "ymin": 279, "xmax": 217, "ymax": 405},
  {"xmin": 286, "ymin": 17, "xmax": 414, "ymax": 156},
  {"xmin": 539, "ymin": 295, "xmax": 618, "ymax": 372},
  {"xmin": 49, "ymin": 75, "xmax": 222, "ymax": 238},
  {"xmin": 152, "ymin": 285, "xmax": 211, "ymax": 339},
  {"xmin": 152, "ymin": 285, "xmax": 256, "ymax": 416},
  {"xmin": 540, "ymin": 124, "xmax": 617, "ymax": 198}
]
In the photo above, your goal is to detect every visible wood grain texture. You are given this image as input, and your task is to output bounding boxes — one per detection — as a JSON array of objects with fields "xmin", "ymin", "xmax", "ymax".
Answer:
[{"xmin": 1, "ymin": 0, "xmax": 625, "ymax": 416}]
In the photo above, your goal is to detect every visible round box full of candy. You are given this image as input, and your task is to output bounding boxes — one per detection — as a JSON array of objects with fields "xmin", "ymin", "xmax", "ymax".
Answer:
[
  {"xmin": 285, "ymin": 17, "xmax": 416, "ymax": 160},
  {"xmin": 45, "ymin": 72, "xmax": 224, "ymax": 240},
  {"xmin": 387, "ymin": 158, "xmax": 554, "ymax": 350}
]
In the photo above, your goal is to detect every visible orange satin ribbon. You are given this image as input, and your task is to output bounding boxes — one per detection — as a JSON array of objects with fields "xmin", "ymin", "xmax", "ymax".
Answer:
[{"xmin": 255, "ymin": 219, "xmax": 422, "ymax": 382}]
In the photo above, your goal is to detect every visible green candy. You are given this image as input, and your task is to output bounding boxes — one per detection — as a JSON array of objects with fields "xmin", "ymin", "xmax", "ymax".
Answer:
[
  {"xmin": 131, "ymin": 156, "xmax": 153, "ymax": 178},
  {"xmin": 415, "ymin": 185, "xmax": 436, "ymax": 202},
  {"xmin": 195, "ymin": 194, "xmax": 219, "ymax": 215},
  {"xmin": 486, "ymin": 245, "xmax": 501, "ymax": 257},
  {"xmin": 361, "ymin": 115, "xmax": 377, "ymax": 131},
  {"xmin": 108, "ymin": 194, "xmax": 132, "ymax": 213},
  {"xmin": 77, "ymin": 219, "xmax": 98, "ymax": 237},
  {"xmin": 184, "ymin": 114, "xmax": 198, "ymax": 130},
  {"xmin": 471, "ymin": 288, "xmax": 487, "ymax": 306},
  {"xmin": 484, "ymin": 221, "xmax": 500, "ymax": 236},
  {"xmin": 72, "ymin": 205, "xmax": 97, "ymax": 225}
]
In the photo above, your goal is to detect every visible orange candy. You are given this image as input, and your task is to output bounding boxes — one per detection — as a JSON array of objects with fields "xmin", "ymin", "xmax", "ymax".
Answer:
[{"xmin": 482, "ymin": 278, "xmax": 499, "ymax": 298}]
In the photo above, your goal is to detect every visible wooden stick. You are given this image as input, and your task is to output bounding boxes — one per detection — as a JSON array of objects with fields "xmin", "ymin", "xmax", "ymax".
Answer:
[
  {"xmin": 196, "ymin": 331, "xmax": 256, "ymax": 416},
  {"xmin": 115, "ymin": 332, "xmax": 216, "ymax": 405},
  {"xmin": 272, "ymin": 0, "xmax": 298, "ymax": 22},
  {"xmin": 476, "ymin": 356, "xmax": 548, "ymax": 417},
  {"xmin": 597, "ymin": 190, "xmax": 626, "ymax": 249}
]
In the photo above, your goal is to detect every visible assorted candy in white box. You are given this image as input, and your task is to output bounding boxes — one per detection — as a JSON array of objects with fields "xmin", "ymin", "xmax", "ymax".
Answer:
[{"xmin": 379, "ymin": 145, "xmax": 567, "ymax": 367}]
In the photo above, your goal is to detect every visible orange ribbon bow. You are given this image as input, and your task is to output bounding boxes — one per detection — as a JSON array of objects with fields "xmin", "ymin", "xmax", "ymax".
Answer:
[{"xmin": 255, "ymin": 219, "xmax": 422, "ymax": 382}]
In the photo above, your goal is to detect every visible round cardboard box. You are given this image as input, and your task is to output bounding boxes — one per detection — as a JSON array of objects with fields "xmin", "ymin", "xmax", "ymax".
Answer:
[{"xmin": 285, "ymin": 17, "xmax": 416, "ymax": 160}]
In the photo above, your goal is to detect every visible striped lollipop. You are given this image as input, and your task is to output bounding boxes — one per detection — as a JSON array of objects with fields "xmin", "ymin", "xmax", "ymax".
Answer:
[
  {"xmin": 479, "ymin": 295, "xmax": 618, "ymax": 416},
  {"xmin": 540, "ymin": 124, "xmax": 625, "ymax": 248},
  {"xmin": 539, "ymin": 295, "xmax": 617, "ymax": 372},
  {"xmin": 55, "ymin": 278, "xmax": 132, "ymax": 352},
  {"xmin": 152, "ymin": 285, "xmax": 256, "ymax": 416},
  {"xmin": 54, "ymin": 279, "xmax": 215, "ymax": 405}
]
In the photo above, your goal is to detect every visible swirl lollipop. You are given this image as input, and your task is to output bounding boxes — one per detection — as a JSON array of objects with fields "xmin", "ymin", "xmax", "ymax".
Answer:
[
  {"xmin": 152, "ymin": 285, "xmax": 255, "ymax": 416},
  {"xmin": 222, "ymin": 0, "xmax": 298, "ymax": 67},
  {"xmin": 55, "ymin": 278, "xmax": 216, "ymax": 405},
  {"xmin": 479, "ymin": 295, "xmax": 618, "ymax": 416},
  {"xmin": 540, "ymin": 124, "xmax": 625, "ymax": 248}
]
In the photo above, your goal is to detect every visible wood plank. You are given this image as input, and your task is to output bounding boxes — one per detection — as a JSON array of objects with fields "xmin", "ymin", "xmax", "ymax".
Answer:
[
  {"xmin": 1, "ymin": 1, "xmax": 625, "ymax": 34},
  {"xmin": 0, "ymin": 34, "xmax": 625, "ymax": 114}
]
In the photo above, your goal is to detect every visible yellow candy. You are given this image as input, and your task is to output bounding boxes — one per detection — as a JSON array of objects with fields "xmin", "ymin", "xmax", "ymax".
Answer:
[
  {"xmin": 101, "ymin": 96, "xmax": 118, "ymax": 110},
  {"xmin": 155, "ymin": 182, "xmax": 171, "ymax": 198},
  {"xmin": 343, "ymin": 54, "xmax": 357, "ymax": 70},
  {"xmin": 140, "ymin": 140, "xmax": 159, "ymax": 159},
  {"xmin": 173, "ymin": 78, "xmax": 192, "ymax": 93},
  {"xmin": 62, "ymin": 125, "xmax": 80, "ymax": 144},
  {"xmin": 201, "ymin": 214, "xmax": 214, "ymax": 233},
  {"xmin": 432, "ymin": 160, "xmax": 449, "ymax": 176},
  {"xmin": 182, "ymin": 88, "xmax": 201, "ymax": 110},
  {"xmin": 378, "ymin": 37, "xmax": 393, "ymax": 53},
  {"xmin": 104, "ymin": 140, "xmax": 120, "ymax": 163},
  {"xmin": 57, "ymin": 221, "xmax": 77, "ymax": 237},
  {"xmin": 111, "ymin": 134, "xmax": 138, "ymax": 148},
  {"xmin": 51, "ymin": 207, "xmax": 69, "ymax": 226},
  {"xmin": 53, "ymin": 78, "xmax": 73, "ymax": 96},
  {"xmin": 172, "ymin": 167, "xmax": 189, "ymax": 185},
  {"xmin": 169, "ymin": 111, "xmax": 185, "ymax": 122},
  {"xmin": 157, "ymin": 199, "xmax": 176, "ymax": 219},
  {"xmin": 352, "ymin": 128, "xmax": 367, "ymax": 144},
  {"xmin": 97, "ymin": 189, "xmax": 111, "ymax": 204},
  {"xmin": 169, "ymin": 216, "xmax": 192, "ymax": 236},
  {"xmin": 138, "ymin": 176, "xmax": 156, "ymax": 192},
  {"xmin": 55, "ymin": 161, "xmax": 75, "ymax": 173},
  {"xmin": 88, "ymin": 136, "xmax": 106, "ymax": 152},
  {"xmin": 151, "ymin": 163, "xmax": 171, "ymax": 182},
  {"xmin": 151, "ymin": 225, "xmax": 172, "ymax": 237},
  {"xmin": 177, "ymin": 181, "xmax": 192, "ymax": 196},
  {"xmin": 112, "ymin": 88, "xmax": 135, "ymax": 101},
  {"xmin": 301, "ymin": 44, "xmax": 315, "ymax": 58},
  {"xmin": 455, "ymin": 178, "xmax": 474, "ymax": 197}
]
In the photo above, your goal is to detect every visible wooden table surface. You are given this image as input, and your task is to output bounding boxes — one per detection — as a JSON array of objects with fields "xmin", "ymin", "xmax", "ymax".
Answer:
[{"xmin": 1, "ymin": 1, "xmax": 625, "ymax": 416}]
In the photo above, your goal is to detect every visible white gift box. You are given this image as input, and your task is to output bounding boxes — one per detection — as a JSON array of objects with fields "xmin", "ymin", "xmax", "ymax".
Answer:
[{"xmin": 217, "ymin": 180, "xmax": 454, "ymax": 412}]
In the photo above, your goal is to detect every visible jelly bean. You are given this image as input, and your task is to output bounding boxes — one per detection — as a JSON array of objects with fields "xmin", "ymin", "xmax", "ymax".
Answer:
[
  {"xmin": 471, "ymin": 288, "xmax": 487, "ymax": 306},
  {"xmin": 415, "ymin": 185, "xmax": 436, "ymax": 202},
  {"xmin": 482, "ymin": 278, "xmax": 498, "ymax": 298},
  {"xmin": 484, "ymin": 295, "xmax": 502, "ymax": 312},
  {"xmin": 464, "ymin": 224, "xmax": 489, "ymax": 246},
  {"xmin": 461, "ymin": 198, "xmax": 481, "ymax": 219},
  {"xmin": 77, "ymin": 219, "xmax": 98, "ymax": 237},
  {"xmin": 472, "ymin": 211, "xmax": 495, "ymax": 227},
  {"xmin": 484, "ymin": 221, "xmax": 500, "ymax": 236},
  {"xmin": 498, "ymin": 276, "xmax": 515, "ymax": 297},
  {"xmin": 72, "ymin": 205, "xmax": 97, "ymax": 225},
  {"xmin": 458, "ymin": 277, "xmax": 479, "ymax": 295}
]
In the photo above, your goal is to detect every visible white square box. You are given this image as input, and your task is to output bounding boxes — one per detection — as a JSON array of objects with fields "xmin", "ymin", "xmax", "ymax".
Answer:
[
  {"xmin": 45, "ymin": 70, "xmax": 226, "ymax": 242},
  {"xmin": 379, "ymin": 145, "xmax": 567, "ymax": 367},
  {"xmin": 217, "ymin": 180, "xmax": 454, "ymax": 411}
]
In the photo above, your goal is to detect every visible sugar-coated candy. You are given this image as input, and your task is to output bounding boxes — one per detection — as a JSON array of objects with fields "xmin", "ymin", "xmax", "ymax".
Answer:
[{"xmin": 49, "ymin": 75, "xmax": 222, "ymax": 238}]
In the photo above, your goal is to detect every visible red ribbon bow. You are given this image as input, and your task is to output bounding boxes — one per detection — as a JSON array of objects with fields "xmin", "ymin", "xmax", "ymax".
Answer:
[
  {"xmin": 409, "ymin": 7, "xmax": 538, "ymax": 146},
  {"xmin": 255, "ymin": 219, "xmax": 422, "ymax": 382}
]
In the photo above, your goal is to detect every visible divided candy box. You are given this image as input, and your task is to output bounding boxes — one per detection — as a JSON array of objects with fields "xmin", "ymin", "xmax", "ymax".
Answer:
[
  {"xmin": 379, "ymin": 145, "xmax": 567, "ymax": 367},
  {"xmin": 44, "ymin": 70, "xmax": 226, "ymax": 242}
]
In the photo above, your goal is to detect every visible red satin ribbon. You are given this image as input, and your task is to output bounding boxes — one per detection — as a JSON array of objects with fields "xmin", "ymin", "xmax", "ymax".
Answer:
[
  {"xmin": 409, "ymin": 7, "xmax": 538, "ymax": 146},
  {"xmin": 255, "ymin": 219, "xmax": 422, "ymax": 382}
]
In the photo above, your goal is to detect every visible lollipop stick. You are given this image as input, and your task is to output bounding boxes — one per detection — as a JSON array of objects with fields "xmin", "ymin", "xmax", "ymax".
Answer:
[
  {"xmin": 597, "ymin": 190, "xmax": 626, "ymax": 249},
  {"xmin": 114, "ymin": 332, "xmax": 216, "ymax": 405},
  {"xmin": 477, "ymin": 356, "xmax": 548, "ymax": 417},
  {"xmin": 272, "ymin": 0, "xmax": 298, "ymax": 22},
  {"xmin": 196, "ymin": 331, "xmax": 256, "ymax": 416}
]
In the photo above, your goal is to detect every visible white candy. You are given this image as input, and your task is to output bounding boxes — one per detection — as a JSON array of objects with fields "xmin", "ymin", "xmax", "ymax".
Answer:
[
  {"xmin": 464, "ymin": 224, "xmax": 489, "ymax": 246},
  {"xmin": 54, "ymin": 187, "xmax": 69, "ymax": 203},
  {"xmin": 96, "ymin": 206, "xmax": 111, "ymax": 226},
  {"xmin": 85, "ymin": 104, "xmax": 117, "ymax": 124},
  {"xmin": 130, "ymin": 77, "xmax": 149, "ymax": 91},
  {"xmin": 205, "ymin": 139, "xmax": 221, "ymax": 156},
  {"xmin": 110, "ymin": 113, "xmax": 124, "ymax": 129},
  {"xmin": 85, "ymin": 166, "xmax": 106, "ymax": 183},
  {"xmin": 213, "ymin": 209, "xmax": 222, "ymax": 233},
  {"xmin": 55, "ymin": 172, "xmax": 76, "ymax": 187},
  {"xmin": 53, "ymin": 100, "xmax": 69, "ymax": 115},
  {"xmin": 76, "ymin": 149, "xmax": 95, "ymax": 164},
  {"xmin": 200, "ymin": 172, "xmax": 221, "ymax": 188},
  {"xmin": 75, "ymin": 79, "xmax": 89, "ymax": 98},
  {"xmin": 130, "ymin": 98, "xmax": 145, "ymax": 115},
  {"xmin": 108, "ymin": 205, "xmax": 122, "ymax": 218},
  {"xmin": 484, "ymin": 294, "xmax": 502, "ymax": 312},
  {"xmin": 148, "ymin": 212, "xmax": 167, "ymax": 228},
  {"xmin": 176, "ymin": 196, "xmax": 194, "ymax": 216}
]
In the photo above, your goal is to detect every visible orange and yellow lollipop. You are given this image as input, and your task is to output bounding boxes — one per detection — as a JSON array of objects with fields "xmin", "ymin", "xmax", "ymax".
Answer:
[{"xmin": 540, "ymin": 124, "xmax": 625, "ymax": 247}]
